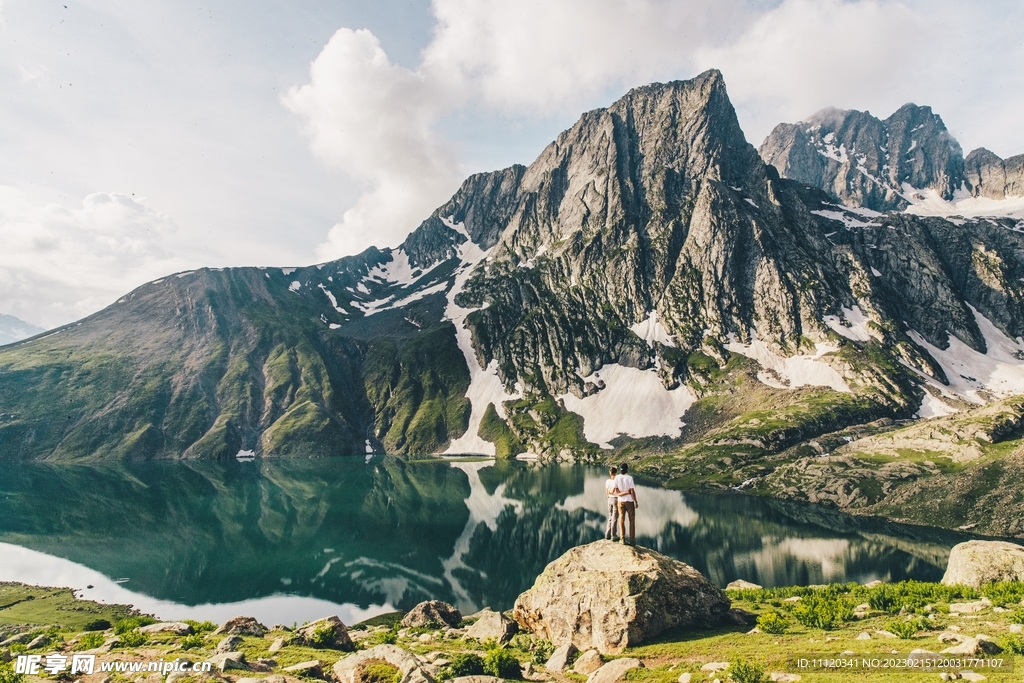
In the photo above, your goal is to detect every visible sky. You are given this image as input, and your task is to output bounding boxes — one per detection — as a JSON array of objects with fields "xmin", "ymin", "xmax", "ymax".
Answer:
[{"xmin": 1, "ymin": 0, "xmax": 1022, "ymax": 329}]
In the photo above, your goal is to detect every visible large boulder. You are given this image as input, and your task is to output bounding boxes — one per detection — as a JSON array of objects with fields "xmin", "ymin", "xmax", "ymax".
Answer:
[
  {"xmin": 213, "ymin": 616, "xmax": 266, "ymax": 637},
  {"xmin": 138, "ymin": 622, "xmax": 193, "ymax": 636},
  {"xmin": 513, "ymin": 540, "xmax": 730, "ymax": 654},
  {"xmin": 333, "ymin": 644, "xmax": 434, "ymax": 683},
  {"xmin": 401, "ymin": 601, "xmax": 462, "ymax": 629},
  {"xmin": 291, "ymin": 616, "xmax": 354, "ymax": 651},
  {"xmin": 941, "ymin": 540, "xmax": 1024, "ymax": 587},
  {"xmin": 464, "ymin": 609, "xmax": 518, "ymax": 643}
]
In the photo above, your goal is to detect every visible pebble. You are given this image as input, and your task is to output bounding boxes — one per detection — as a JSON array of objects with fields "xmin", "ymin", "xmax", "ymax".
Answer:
[
  {"xmin": 701, "ymin": 662, "xmax": 730, "ymax": 673},
  {"xmin": 856, "ymin": 632, "xmax": 871, "ymax": 640},
  {"xmin": 678, "ymin": 674, "xmax": 691, "ymax": 683},
  {"xmin": 769, "ymin": 674, "xmax": 800, "ymax": 682}
]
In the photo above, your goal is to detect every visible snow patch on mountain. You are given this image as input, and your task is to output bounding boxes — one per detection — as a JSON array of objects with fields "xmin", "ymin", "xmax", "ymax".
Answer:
[
  {"xmin": 902, "ymin": 184, "xmax": 1024, "ymax": 219},
  {"xmin": 630, "ymin": 311, "xmax": 676, "ymax": 348},
  {"xmin": 444, "ymin": 218, "xmax": 522, "ymax": 455},
  {"xmin": 558, "ymin": 364, "xmax": 696, "ymax": 449},
  {"xmin": 909, "ymin": 306, "xmax": 1024, "ymax": 404},
  {"xmin": 725, "ymin": 333, "xmax": 850, "ymax": 393},
  {"xmin": 317, "ymin": 283, "xmax": 348, "ymax": 314},
  {"xmin": 364, "ymin": 248, "xmax": 417, "ymax": 285},
  {"xmin": 915, "ymin": 390, "xmax": 958, "ymax": 418},
  {"xmin": 823, "ymin": 306, "xmax": 875, "ymax": 342}
]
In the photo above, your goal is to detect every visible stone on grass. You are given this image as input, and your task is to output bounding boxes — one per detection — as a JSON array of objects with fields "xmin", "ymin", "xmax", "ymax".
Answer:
[
  {"xmin": 677, "ymin": 674, "xmax": 691, "ymax": 683},
  {"xmin": 283, "ymin": 660, "xmax": 324, "ymax": 678},
  {"xmin": 138, "ymin": 622, "xmax": 193, "ymax": 636},
  {"xmin": 464, "ymin": 609, "xmax": 517, "ymax": 643},
  {"xmin": 544, "ymin": 643, "xmax": 577, "ymax": 671},
  {"xmin": 726, "ymin": 580, "xmax": 762, "ymax": 590},
  {"xmin": 701, "ymin": 662, "xmax": 730, "ymax": 673},
  {"xmin": 268, "ymin": 637, "xmax": 286, "ymax": 653},
  {"xmin": 401, "ymin": 601, "xmax": 462, "ymax": 629},
  {"xmin": 959, "ymin": 672, "xmax": 986, "ymax": 682},
  {"xmin": 874, "ymin": 630, "xmax": 898, "ymax": 639},
  {"xmin": 213, "ymin": 617, "xmax": 266, "ymax": 637},
  {"xmin": 949, "ymin": 600, "xmax": 990, "ymax": 614},
  {"xmin": 215, "ymin": 635, "xmax": 243, "ymax": 654},
  {"xmin": 0, "ymin": 633, "xmax": 31, "ymax": 648},
  {"xmin": 769, "ymin": 674, "xmax": 801, "ymax": 682},
  {"xmin": 856, "ymin": 632, "xmax": 871, "ymax": 640},
  {"xmin": 573, "ymin": 650, "xmax": 603, "ymax": 675},
  {"xmin": 942, "ymin": 541, "xmax": 1024, "ymax": 588},
  {"xmin": 207, "ymin": 651, "xmax": 247, "ymax": 672},
  {"xmin": 451, "ymin": 678, "xmax": 503, "ymax": 683},
  {"xmin": 938, "ymin": 632, "xmax": 964, "ymax": 643},
  {"xmin": 586, "ymin": 658, "xmax": 642, "ymax": 683},
  {"xmin": 291, "ymin": 616, "xmax": 354, "ymax": 650},
  {"xmin": 940, "ymin": 637, "xmax": 1002, "ymax": 656},
  {"xmin": 25, "ymin": 634, "xmax": 49, "ymax": 650},
  {"xmin": 1009, "ymin": 624, "xmax": 1023, "ymax": 633},
  {"xmin": 166, "ymin": 672, "xmax": 188, "ymax": 683},
  {"xmin": 332, "ymin": 644, "xmax": 434, "ymax": 683},
  {"xmin": 513, "ymin": 541, "xmax": 729, "ymax": 654}
]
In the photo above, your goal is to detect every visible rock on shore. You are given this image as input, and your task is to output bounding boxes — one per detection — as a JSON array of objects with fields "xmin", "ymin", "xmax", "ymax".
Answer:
[
  {"xmin": 513, "ymin": 540, "xmax": 730, "ymax": 653},
  {"xmin": 941, "ymin": 540, "xmax": 1024, "ymax": 587}
]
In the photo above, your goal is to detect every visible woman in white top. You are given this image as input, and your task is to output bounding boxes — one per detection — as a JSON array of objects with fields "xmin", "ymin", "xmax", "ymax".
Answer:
[{"xmin": 604, "ymin": 466, "xmax": 620, "ymax": 541}]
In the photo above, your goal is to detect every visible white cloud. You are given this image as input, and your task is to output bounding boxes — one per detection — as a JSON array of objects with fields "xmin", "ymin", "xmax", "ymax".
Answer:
[
  {"xmin": 282, "ymin": 28, "xmax": 462, "ymax": 260},
  {"xmin": 0, "ymin": 187, "xmax": 192, "ymax": 329}
]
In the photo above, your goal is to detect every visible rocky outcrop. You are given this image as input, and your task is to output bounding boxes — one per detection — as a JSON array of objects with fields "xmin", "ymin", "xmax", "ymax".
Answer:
[
  {"xmin": 138, "ymin": 622, "xmax": 193, "ymax": 635},
  {"xmin": 464, "ymin": 609, "xmax": 518, "ymax": 643},
  {"xmin": 213, "ymin": 616, "xmax": 266, "ymax": 637},
  {"xmin": 291, "ymin": 616, "xmax": 354, "ymax": 650},
  {"xmin": 513, "ymin": 540, "xmax": 730, "ymax": 653},
  {"xmin": 401, "ymin": 601, "xmax": 462, "ymax": 629},
  {"xmin": 759, "ymin": 104, "xmax": 964, "ymax": 211},
  {"xmin": 964, "ymin": 148, "xmax": 1024, "ymax": 199},
  {"xmin": 941, "ymin": 540, "xmax": 1024, "ymax": 587},
  {"xmin": 332, "ymin": 644, "xmax": 435, "ymax": 683}
]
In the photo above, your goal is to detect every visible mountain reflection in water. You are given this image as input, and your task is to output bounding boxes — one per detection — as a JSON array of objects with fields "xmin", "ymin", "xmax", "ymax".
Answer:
[{"xmin": 0, "ymin": 457, "xmax": 974, "ymax": 623}]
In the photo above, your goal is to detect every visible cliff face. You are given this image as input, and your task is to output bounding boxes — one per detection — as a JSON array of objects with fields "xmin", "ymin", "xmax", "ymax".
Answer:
[
  {"xmin": 963, "ymin": 148, "xmax": 1024, "ymax": 200},
  {"xmin": 758, "ymin": 105, "xmax": 965, "ymax": 212},
  {"xmin": 3, "ymin": 70, "xmax": 1024, "ymax": 468}
]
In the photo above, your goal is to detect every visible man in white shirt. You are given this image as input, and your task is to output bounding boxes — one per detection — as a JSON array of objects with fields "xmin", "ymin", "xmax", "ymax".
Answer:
[
  {"xmin": 604, "ymin": 466, "xmax": 620, "ymax": 541},
  {"xmin": 613, "ymin": 463, "xmax": 638, "ymax": 546}
]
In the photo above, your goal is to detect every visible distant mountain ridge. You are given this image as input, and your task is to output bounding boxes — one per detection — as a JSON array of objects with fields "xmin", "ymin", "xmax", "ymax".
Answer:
[
  {"xmin": 0, "ymin": 314, "xmax": 46, "ymax": 346},
  {"xmin": 2, "ymin": 70, "xmax": 1024, "ymax": 535},
  {"xmin": 759, "ymin": 104, "xmax": 1024, "ymax": 213}
]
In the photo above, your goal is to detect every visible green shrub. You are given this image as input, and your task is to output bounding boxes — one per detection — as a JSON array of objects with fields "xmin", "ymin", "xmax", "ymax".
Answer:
[
  {"xmin": 75, "ymin": 632, "xmax": 105, "ymax": 650},
  {"xmin": 184, "ymin": 620, "xmax": 217, "ymax": 633},
  {"xmin": 727, "ymin": 660, "xmax": 765, "ymax": 683},
  {"xmin": 357, "ymin": 660, "xmax": 401, "ymax": 683},
  {"xmin": 791, "ymin": 594, "xmax": 854, "ymax": 630},
  {"xmin": 0, "ymin": 660, "xmax": 24, "ymax": 683},
  {"xmin": 483, "ymin": 649, "xmax": 521, "ymax": 679},
  {"xmin": 115, "ymin": 629, "xmax": 148, "ymax": 648},
  {"xmin": 980, "ymin": 581, "xmax": 1024, "ymax": 608},
  {"xmin": 114, "ymin": 616, "xmax": 156, "ymax": 635},
  {"xmin": 83, "ymin": 619, "xmax": 111, "ymax": 631},
  {"xmin": 887, "ymin": 617, "xmax": 929, "ymax": 639},
  {"xmin": 440, "ymin": 653, "xmax": 485, "ymax": 680},
  {"xmin": 756, "ymin": 611, "xmax": 789, "ymax": 635},
  {"xmin": 1003, "ymin": 635, "xmax": 1024, "ymax": 655},
  {"xmin": 307, "ymin": 623, "xmax": 336, "ymax": 648},
  {"xmin": 180, "ymin": 634, "xmax": 204, "ymax": 650},
  {"xmin": 365, "ymin": 629, "xmax": 397, "ymax": 646},
  {"xmin": 866, "ymin": 581, "xmax": 976, "ymax": 614},
  {"xmin": 1009, "ymin": 608, "xmax": 1024, "ymax": 624}
]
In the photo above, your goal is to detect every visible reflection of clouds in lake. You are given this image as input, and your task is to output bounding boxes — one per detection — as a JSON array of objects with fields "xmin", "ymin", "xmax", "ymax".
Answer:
[
  {"xmin": 0, "ymin": 542, "xmax": 390, "ymax": 626},
  {"xmin": 343, "ymin": 557, "xmax": 444, "ymax": 607},
  {"xmin": 556, "ymin": 476, "xmax": 699, "ymax": 540},
  {"xmin": 728, "ymin": 537, "xmax": 854, "ymax": 586},
  {"xmin": 441, "ymin": 461, "xmax": 523, "ymax": 612}
]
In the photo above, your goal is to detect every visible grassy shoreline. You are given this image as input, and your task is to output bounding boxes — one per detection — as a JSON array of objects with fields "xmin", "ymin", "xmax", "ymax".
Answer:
[{"xmin": 3, "ymin": 579, "xmax": 1023, "ymax": 683}]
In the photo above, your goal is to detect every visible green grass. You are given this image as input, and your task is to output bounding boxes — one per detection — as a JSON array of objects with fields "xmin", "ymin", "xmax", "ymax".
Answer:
[{"xmin": 0, "ymin": 583, "xmax": 142, "ymax": 630}]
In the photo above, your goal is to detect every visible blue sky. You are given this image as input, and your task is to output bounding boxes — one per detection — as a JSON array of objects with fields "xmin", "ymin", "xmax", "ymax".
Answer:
[{"xmin": 1, "ymin": 0, "xmax": 1022, "ymax": 328}]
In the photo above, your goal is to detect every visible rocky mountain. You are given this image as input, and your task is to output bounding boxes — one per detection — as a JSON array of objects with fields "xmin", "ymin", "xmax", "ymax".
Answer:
[
  {"xmin": 760, "ymin": 105, "xmax": 1024, "ymax": 214},
  {"xmin": 2, "ymin": 70, "xmax": 1024, "ymax": 533},
  {"xmin": 0, "ymin": 314, "xmax": 45, "ymax": 346}
]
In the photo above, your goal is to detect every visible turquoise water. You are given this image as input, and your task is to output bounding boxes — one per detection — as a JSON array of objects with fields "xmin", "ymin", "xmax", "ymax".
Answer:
[{"xmin": 0, "ymin": 457, "xmax": 972, "ymax": 626}]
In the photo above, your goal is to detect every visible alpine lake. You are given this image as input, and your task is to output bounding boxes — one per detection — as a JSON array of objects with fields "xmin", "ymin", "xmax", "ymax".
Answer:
[{"xmin": 0, "ymin": 456, "xmax": 978, "ymax": 627}]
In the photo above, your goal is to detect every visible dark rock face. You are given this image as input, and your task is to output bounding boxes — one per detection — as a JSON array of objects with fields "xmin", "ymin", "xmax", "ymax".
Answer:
[
  {"xmin": 964, "ymin": 148, "xmax": 1024, "ymax": 199},
  {"xmin": 759, "ymin": 104, "xmax": 964, "ymax": 211}
]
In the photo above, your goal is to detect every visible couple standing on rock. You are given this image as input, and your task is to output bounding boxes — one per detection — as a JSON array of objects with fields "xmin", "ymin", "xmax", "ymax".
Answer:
[{"xmin": 605, "ymin": 464, "xmax": 638, "ymax": 545}]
